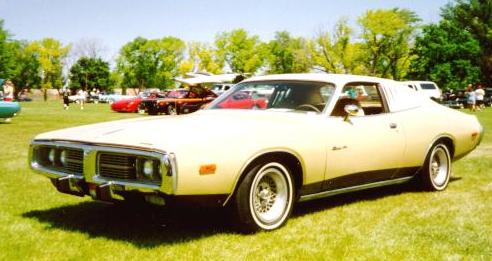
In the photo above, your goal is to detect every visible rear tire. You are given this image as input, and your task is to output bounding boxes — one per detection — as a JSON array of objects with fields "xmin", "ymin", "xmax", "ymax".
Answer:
[
  {"xmin": 233, "ymin": 161, "xmax": 295, "ymax": 233},
  {"xmin": 167, "ymin": 105, "xmax": 177, "ymax": 115},
  {"xmin": 420, "ymin": 143, "xmax": 451, "ymax": 191}
]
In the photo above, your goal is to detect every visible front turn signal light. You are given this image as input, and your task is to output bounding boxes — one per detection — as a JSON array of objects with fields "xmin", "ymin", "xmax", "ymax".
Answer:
[{"xmin": 199, "ymin": 164, "xmax": 216, "ymax": 175}]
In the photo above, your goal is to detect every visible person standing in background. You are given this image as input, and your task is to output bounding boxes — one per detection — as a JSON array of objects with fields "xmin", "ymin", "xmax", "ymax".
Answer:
[
  {"xmin": 62, "ymin": 89, "xmax": 70, "ymax": 110},
  {"xmin": 77, "ymin": 89, "xmax": 86, "ymax": 110},
  {"xmin": 465, "ymin": 84, "xmax": 477, "ymax": 112},
  {"xmin": 3, "ymin": 80, "xmax": 15, "ymax": 101},
  {"xmin": 475, "ymin": 85, "xmax": 485, "ymax": 110}
]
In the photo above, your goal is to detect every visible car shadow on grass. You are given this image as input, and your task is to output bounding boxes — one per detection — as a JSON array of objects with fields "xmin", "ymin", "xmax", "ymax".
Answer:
[
  {"xmin": 23, "ymin": 201, "xmax": 236, "ymax": 248},
  {"xmin": 22, "ymin": 177, "xmax": 462, "ymax": 247}
]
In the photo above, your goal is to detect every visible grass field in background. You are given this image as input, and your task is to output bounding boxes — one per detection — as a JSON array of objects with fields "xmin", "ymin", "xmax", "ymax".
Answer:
[{"xmin": 0, "ymin": 101, "xmax": 491, "ymax": 260}]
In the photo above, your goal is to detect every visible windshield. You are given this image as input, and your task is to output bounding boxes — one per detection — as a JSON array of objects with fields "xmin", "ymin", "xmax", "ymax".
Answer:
[
  {"xmin": 208, "ymin": 80, "xmax": 335, "ymax": 113},
  {"xmin": 167, "ymin": 90, "xmax": 188, "ymax": 98}
]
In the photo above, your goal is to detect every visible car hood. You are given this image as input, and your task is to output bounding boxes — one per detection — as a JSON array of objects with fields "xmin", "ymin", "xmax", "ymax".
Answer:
[{"xmin": 33, "ymin": 109, "xmax": 323, "ymax": 152}]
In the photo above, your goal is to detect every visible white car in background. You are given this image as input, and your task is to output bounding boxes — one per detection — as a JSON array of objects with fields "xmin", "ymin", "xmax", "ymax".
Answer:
[
  {"xmin": 211, "ymin": 83, "xmax": 233, "ymax": 95},
  {"xmin": 402, "ymin": 81, "xmax": 442, "ymax": 100}
]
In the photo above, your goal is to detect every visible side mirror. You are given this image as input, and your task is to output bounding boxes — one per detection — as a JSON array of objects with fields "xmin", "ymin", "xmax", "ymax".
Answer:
[{"xmin": 344, "ymin": 104, "xmax": 360, "ymax": 121}]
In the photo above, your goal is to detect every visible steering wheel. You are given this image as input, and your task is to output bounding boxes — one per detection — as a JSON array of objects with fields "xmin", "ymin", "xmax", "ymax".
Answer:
[{"xmin": 296, "ymin": 104, "xmax": 321, "ymax": 113}]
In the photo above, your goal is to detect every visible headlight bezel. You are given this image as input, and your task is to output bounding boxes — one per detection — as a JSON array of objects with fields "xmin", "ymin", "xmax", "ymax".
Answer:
[
  {"xmin": 136, "ymin": 157, "xmax": 161, "ymax": 182},
  {"xmin": 31, "ymin": 144, "xmax": 84, "ymax": 176},
  {"xmin": 30, "ymin": 141, "xmax": 177, "ymax": 195},
  {"xmin": 48, "ymin": 148, "xmax": 56, "ymax": 165},
  {"xmin": 59, "ymin": 149, "xmax": 67, "ymax": 166}
]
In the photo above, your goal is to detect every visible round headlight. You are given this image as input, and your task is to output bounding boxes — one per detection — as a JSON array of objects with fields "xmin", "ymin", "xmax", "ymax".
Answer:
[
  {"xmin": 60, "ymin": 150, "xmax": 67, "ymax": 166},
  {"xmin": 48, "ymin": 148, "xmax": 56, "ymax": 164},
  {"xmin": 143, "ymin": 160, "xmax": 154, "ymax": 178}
]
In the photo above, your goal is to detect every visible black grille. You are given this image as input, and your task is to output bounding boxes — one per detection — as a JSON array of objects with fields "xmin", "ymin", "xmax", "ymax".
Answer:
[
  {"xmin": 98, "ymin": 153, "xmax": 137, "ymax": 180},
  {"xmin": 36, "ymin": 146, "xmax": 83, "ymax": 175},
  {"xmin": 64, "ymin": 149, "xmax": 84, "ymax": 174}
]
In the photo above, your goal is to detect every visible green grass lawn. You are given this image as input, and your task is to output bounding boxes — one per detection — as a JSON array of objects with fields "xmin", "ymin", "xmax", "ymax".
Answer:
[{"xmin": 1, "ymin": 101, "xmax": 491, "ymax": 260}]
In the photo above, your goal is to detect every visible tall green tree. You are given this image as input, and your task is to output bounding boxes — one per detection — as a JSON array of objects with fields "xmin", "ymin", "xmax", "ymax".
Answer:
[
  {"xmin": 179, "ymin": 42, "xmax": 223, "ymax": 75},
  {"xmin": 0, "ymin": 20, "xmax": 18, "ymax": 81},
  {"xmin": 409, "ymin": 20, "xmax": 480, "ymax": 89},
  {"xmin": 69, "ymin": 57, "xmax": 111, "ymax": 91},
  {"xmin": 358, "ymin": 8, "xmax": 420, "ymax": 80},
  {"xmin": 442, "ymin": 0, "xmax": 492, "ymax": 86},
  {"xmin": 266, "ymin": 31, "xmax": 311, "ymax": 73},
  {"xmin": 12, "ymin": 41, "xmax": 41, "ymax": 90},
  {"xmin": 215, "ymin": 29, "xmax": 265, "ymax": 74},
  {"xmin": 117, "ymin": 36, "xmax": 185, "ymax": 91},
  {"xmin": 311, "ymin": 18, "xmax": 365, "ymax": 74},
  {"xmin": 26, "ymin": 38, "xmax": 70, "ymax": 90}
]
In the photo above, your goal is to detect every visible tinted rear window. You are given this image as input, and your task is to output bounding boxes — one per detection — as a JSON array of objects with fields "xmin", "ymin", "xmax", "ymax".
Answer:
[{"xmin": 420, "ymin": 83, "xmax": 437, "ymax": 90}]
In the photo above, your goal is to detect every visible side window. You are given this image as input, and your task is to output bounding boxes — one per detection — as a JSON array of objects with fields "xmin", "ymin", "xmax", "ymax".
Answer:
[
  {"xmin": 332, "ymin": 82, "xmax": 386, "ymax": 117},
  {"xmin": 387, "ymin": 83, "xmax": 423, "ymax": 112},
  {"xmin": 420, "ymin": 83, "xmax": 437, "ymax": 90}
]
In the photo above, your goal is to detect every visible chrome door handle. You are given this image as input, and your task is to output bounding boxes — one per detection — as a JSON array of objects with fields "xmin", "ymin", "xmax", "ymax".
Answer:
[
  {"xmin": 389, "ymin": 123, "xmax": 397, "ymax": 129},
  {"xmin": 332, "ymin": 145, "xmax": 347, "ymax": 151}
]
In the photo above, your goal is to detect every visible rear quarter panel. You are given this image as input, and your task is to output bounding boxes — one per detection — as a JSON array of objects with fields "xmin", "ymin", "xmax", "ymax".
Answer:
[{"xmin": 398, "ymin": 102, "xmax": 480, "ymax": 168}]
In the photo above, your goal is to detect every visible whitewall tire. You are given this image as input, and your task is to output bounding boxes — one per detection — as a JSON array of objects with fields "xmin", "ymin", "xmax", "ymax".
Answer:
[{"xmin": 234, "ymin": 161, "xmax": 295, "ymax": 233}]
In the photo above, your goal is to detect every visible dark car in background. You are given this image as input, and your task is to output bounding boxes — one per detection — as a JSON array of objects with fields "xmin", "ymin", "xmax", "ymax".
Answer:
[
  {"xmin": 442, "ymin": 89, "xmax": 466, "ymax": 109},
  {"xmin": 138, "ymin": 91, "xmax": 169, "ymax": 114},
  {"xmin": 140, "ymin": 86, "xmax": 217, "ymax": 115},
  {"xmin": 484, "ymin": 88, "xmax": 492, "ymax": 107}
]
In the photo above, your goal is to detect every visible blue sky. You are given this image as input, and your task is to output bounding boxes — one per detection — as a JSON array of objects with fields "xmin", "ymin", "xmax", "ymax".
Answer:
[{"xmin": 0, "ymin": 0, "xmax": 451, "ymax": 58}]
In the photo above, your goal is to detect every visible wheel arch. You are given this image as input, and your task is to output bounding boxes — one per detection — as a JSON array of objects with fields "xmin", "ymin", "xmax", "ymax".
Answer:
[
  {"xmin": 223, "ymin": 150, "xmax": 305, "ymax": 206},
  {"xmin": 426, "ymin": 134, "xmax": 455, "ymax": 160}
]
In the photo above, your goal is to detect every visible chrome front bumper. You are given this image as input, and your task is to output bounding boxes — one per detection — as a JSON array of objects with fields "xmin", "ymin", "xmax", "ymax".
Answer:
[{"xmin": 29, "ymin": 140, "xmax": 177, "ymax": 203}]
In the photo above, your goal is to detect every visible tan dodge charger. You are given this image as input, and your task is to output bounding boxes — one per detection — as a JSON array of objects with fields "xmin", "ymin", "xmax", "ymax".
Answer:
[{"xmin": 29, "ymin": 74, "xmax": 483, "ymax": 232}]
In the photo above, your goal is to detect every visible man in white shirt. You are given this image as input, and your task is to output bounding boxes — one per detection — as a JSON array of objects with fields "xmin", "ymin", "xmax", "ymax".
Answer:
[{"xmin": 475, "ymin": 85, "xmax": 485, "ymax": 110}]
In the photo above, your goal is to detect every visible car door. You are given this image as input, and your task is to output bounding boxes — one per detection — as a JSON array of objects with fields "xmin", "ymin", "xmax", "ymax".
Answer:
[{"xmin": 323, "ymin": 82, "xmax": 406, "ymax": 190}]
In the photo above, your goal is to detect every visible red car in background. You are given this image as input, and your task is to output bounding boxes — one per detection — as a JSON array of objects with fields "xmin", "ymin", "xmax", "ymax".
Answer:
[
  {"xmin": 111, "ymin": 96, "xmax": 142, "ymax": 112},
  {"xmin": 111, "ymin": 91, "xmax": 166, "ymax": 113},
  {"xmin": 216, "ymin": 90, "xmax": 267, "ymax": 109}
]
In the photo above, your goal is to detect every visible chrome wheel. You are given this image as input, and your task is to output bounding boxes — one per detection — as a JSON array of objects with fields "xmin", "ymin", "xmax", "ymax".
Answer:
[
  {"xmin": 421, "ymin": 143, "xmax": 451, "ymax": 191},
  {"xmin": 429, "ymin": 145, "xmax": 450, "ymax": 187},
  {"xmin": 234, "ymin": 160, "xmax": 295, "ymax": 232},
  {"xmin": 249, "ymin": 163, "xmax": 292, "ymax": 229},
  {"xmin": 167, "ymin": 105, "xmax": 177, "ymax": 115}
]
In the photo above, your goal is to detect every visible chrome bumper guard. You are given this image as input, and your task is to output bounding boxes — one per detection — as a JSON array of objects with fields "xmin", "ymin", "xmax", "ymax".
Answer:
[
  {"xmin": 29, "ymin": 140, "xmax": 177, "ymax": 204},
  {"xmin": 53, "ymin": 175, "xmax": 86, "ymax": 197}
]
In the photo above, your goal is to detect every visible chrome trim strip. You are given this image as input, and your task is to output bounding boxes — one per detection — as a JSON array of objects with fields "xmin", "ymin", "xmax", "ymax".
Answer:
[
  {"xmin": 299, "ymin": 176, "xmax": 413, "ymax": 202},
  {"xmin": 29, "ymin": 140, "xmax": 176, "ymax": 195}
]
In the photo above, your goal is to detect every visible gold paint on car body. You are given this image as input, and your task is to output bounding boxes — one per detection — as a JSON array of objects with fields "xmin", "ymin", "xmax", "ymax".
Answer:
[{"xmin": 31, "ymin": 74, "xmax": 482, "ymax": 198}]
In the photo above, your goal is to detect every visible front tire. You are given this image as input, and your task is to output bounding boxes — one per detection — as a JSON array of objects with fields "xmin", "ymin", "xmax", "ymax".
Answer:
[
  {"xmin": 420, "ymin": 143, "xmax": 451, "ymax": 191},
  {"xmin": 234, "ymin": 161, "xmax": 295, "ymax": 233}
]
